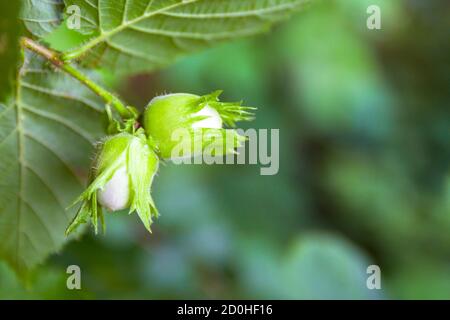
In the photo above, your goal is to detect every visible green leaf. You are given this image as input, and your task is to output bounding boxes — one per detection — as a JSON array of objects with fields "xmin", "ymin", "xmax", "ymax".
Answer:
[
  {"xmin": 0, "ymin": 51, "xmax": 104, "ymax": 277},
  {"xmin": 20, "ymin": 0, "xmax": 65, "ymax": 38},
  {"xmin": 0, "ymin": 2, "xmax": 21, "ymax": 101},
  {"xmin": 63, "ymin": 0, "xmax": 310, "ymax": 75}
]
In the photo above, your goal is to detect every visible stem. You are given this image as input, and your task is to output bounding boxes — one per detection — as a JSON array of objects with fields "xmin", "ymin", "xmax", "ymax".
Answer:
[
  {"xmin": 62, "ymin": 39, "xmax": 100, "ymax": 61},
  {"xmin": 20, "ymin": 37, "xmax": 132, "ymax": 119}
]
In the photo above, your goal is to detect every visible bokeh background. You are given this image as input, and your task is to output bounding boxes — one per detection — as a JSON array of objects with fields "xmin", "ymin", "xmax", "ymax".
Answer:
[{"xmin": 1, "ymin": 0, "xmax": 449, "ymax": 299}]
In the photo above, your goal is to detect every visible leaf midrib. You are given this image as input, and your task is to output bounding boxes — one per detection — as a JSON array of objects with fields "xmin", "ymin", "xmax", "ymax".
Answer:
[{"xmin": 14, "ymin": 60, "xmax": 25, "ymax": 272}]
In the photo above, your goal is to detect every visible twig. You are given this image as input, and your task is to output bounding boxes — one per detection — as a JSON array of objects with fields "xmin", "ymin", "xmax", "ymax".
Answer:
[{"xmin": 20, "ymin": 37, "xmax": 133, "ymax": 119}]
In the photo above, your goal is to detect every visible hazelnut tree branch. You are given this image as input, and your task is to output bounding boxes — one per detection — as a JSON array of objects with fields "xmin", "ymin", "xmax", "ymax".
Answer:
[{"xmin": 20, "ymin": 37, "xmax": 133, "ymax": 119}]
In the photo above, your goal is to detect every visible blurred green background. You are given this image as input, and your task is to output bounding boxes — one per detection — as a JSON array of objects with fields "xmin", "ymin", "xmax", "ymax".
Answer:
[{"xmin": 1, "ymin": 0, "xmax": 449, "ymax": 299}]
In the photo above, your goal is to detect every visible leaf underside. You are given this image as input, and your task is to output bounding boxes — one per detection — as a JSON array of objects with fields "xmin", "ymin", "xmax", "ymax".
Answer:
[
  {"xmin": 20, "ymin": 0, "xmax": 65, "ymax": 37},
  {"xmin": 0, "ymin": 52, "xmax": 104, "ymax": 277},
  {"xmin": 65, "ymin": 0, "xmax": 309, "ymax": 75}
]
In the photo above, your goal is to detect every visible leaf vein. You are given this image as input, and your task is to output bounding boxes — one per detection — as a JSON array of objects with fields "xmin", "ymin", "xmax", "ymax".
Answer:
[
  {"xmin": 21, "ymin": 103, "xmax": 95, "ymax": 143},
  {"xmin": 20, "ymin": 81, "xmax": 102, "ymax": 113},
  {"xmin": 24, "ymin": 164, "xmax": 72, "ymax": 221},
  {"xmin": 162, "ymin": 2, "xmax": 302, "ymax": 19},
  {"xmin": 21, "ymin": 197, "xmax": 56, "ymax": 248},
  {"xmin": 23, "ymin": 133, "xmax": 83, "ymax": 187}
]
